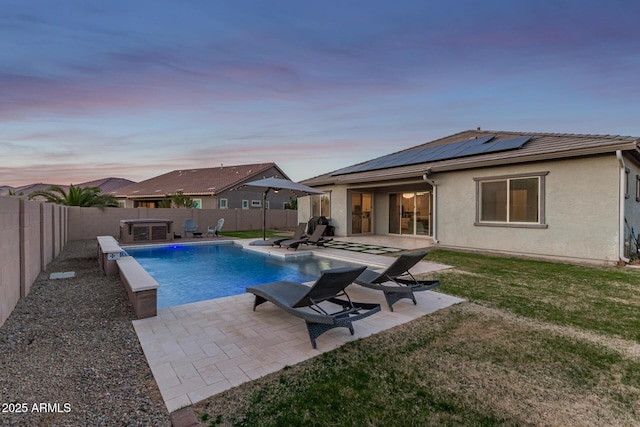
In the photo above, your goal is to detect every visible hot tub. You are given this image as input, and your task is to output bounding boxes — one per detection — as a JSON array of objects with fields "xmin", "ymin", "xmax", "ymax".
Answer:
[{"xmin": 119, "ymin": 219, "xmax": 174, "ymax": 243}]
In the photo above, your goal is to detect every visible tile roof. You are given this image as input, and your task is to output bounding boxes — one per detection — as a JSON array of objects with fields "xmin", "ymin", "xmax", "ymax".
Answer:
[
  {"xmin": 113, "ymin": 163, "xmax": 287, "ymax": 197},
  {"xmin": 8, "ymin": 178, "xmax": 135, "ymax": 198},
  {"xmin": 303, "ymin": 130, "xmax": 640, "ymax": 185},
  {"xmin": 79, "ymin": 177, "xmax": 136, "ymax": 193}
]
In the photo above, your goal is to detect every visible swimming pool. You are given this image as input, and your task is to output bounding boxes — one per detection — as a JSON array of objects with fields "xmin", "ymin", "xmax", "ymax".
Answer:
[{"xmin": 125, "ymin": 243, "xmax": 366, "ymax": 308}]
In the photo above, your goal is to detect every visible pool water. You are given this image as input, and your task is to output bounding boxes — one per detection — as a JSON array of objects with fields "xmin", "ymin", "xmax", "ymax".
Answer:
[{"xmin": 126, "ymin": 243, "xmax": 365, "ymax": 308}]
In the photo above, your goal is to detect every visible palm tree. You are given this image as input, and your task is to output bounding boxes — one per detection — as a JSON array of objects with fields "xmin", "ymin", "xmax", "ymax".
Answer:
[{"xmin": 28, "ymin": 184, "xmax": 119, "ymax": 209}]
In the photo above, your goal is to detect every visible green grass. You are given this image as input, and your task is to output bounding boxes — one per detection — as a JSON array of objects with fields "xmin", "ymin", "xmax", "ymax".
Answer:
[
  {"xmin": 425, "ymin": 250, "xmax": 640, "ymax": 342},
  {"xmin": 193, "ymin": 250, "xmax": 640, "ymax": 426}
]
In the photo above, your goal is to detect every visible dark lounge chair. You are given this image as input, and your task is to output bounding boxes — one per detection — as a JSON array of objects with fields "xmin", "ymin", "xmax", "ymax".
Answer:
[
  {"xmin": 280, "ymin": 224, "xmax": 333, "ymax": 250},
  {"xmin": 246, "ymin": 266, "xmax": 381, "ymax": 349},
  {"xmin": 267, "ymin": 222, "xmax": 307, "ymax": 247},
  {"xmin": 354, "ymin": 252, "xmax": 440, "ymax": 311}
]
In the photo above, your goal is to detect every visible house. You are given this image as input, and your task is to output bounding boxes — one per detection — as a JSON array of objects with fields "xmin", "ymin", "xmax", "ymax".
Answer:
[
  {"xmin": 76, "ymin": 177, "xmax": 136, "ymax": 193},
  {"xmin": 1, "ymin": 178, "xmax": 135, "ymax": 199},
  {"xmin": 299, "ymin": 129, "xmax": 640, "ymax": 264},
  {"xmin": 112, "ymin": 163, "xmax": 293, "ymax": 210}
]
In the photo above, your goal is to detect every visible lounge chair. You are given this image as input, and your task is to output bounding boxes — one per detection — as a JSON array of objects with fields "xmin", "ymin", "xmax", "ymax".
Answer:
[
  {"xmin": 246, "ymin": 266, "xmax": 381, "ymax": 348},
  {"xmin": 354, "ymin": 252, "xmax": 440, "ymax": 311},
  {"xmin": 280, "ymin": 224, "xmax": 333, "ymax": 250},
  {"xmin": 266, "ymin": 222, "xmax": 307, "ymax": 247},
  {"xmin": 184, "ymin": 218, "xmax": 201, "ymax": 237}
]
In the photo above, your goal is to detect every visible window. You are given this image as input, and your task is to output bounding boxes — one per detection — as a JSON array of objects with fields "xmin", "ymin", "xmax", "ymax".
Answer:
[
  {"xmin": 311, "ymin": 193, "xmax": 331, "ymax": 217},
  {"xmin": 192, "ymin": 199, "xmax": 202, "ymax": 209},
  {"xmin": 251, "ymin": 200, "xmax": 262, "ymax": 207},
  {"xmin": 625, "ymin": 168, "xmax": 630, "ymax": 199},
  {"xmin": 475, "ymin": 172, "xmax": 548, "ymax": 228},
  {"xmin": 265, "ymin": 201, "xmax": 270, "ymax": 209},
  {"xmin": 242, "ymin": 200, "xmax": 249, "ymax": 209},
  {"xmin": 636, "ymin": 175, "xmax": 640, "ymax": 202},
  {"xmin": 219, "ymin": 198, "xmax": 228, "ymax": 209}
]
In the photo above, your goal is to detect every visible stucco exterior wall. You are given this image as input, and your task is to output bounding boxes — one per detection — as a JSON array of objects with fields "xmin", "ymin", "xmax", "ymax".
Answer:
[
  {"xmin": 436, "ymin": 155, "xmax": 621, "ymax": 263},
  {"xmin": 302, "ymin": 155, "xmax": 624, "ymax": 263},
  {"xmin": 298, "ymin": 187, "xmax": 350, "ymax": 236},
  {"xmin": 621, "ymin": 153, "xmax": 640, "ymax": 257}
]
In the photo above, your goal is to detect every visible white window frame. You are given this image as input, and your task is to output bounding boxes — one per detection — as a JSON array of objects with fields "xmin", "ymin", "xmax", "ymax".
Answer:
[
  {"xmin": 219, "ymin": 198, "xmax": 228, "ymax": 209},
  {"xmin": 474, "ymin": 172, "xmax": 548, "ymax": 229},
  {"xmin": 251, "ymin": 200, "xmax": 262, "ymax": 208},
  {"xmin": 192, "ymin": 199, "xmax": 202, "ymax": 209},
  {"xmin": 265, "ymin": 201, "xmax": 270, "ymax": 209},
  {"xmin": 242, "ymin": 200, "xmax": 249, "ymax": 209}
]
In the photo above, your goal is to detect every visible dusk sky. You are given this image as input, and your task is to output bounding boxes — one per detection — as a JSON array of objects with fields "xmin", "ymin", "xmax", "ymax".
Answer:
[{"xmin": 2, "ymin": 0, "xmax": 639, "ymax": 187}]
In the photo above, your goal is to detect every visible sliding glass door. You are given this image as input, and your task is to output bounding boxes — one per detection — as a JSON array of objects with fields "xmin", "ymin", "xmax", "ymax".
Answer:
[
  {"xmin": 351, "ymin": 192, "xmax": 372, "ymax": 234},
  {"xmin": 389, "ymin": 192, "xmax": 431, "ymax": 236}
]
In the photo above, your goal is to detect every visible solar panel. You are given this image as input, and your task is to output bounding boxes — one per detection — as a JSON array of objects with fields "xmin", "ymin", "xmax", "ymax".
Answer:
[
  {"xmin": 485, "ymin": 136, "xmax": 532, "ymax": 152},
  {"xmin": 330, "ymin": 134, "xmax": 529, "ymax": 176}
]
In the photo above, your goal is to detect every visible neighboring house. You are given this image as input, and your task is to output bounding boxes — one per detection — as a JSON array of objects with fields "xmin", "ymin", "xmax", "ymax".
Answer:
[
  {"xmin": 112, "ymin": 163, "xmax": 293, "ymax": 210},
  {"xmin": 299, "ymin": 129, "xmax": 640, "ymax": 264},
  {"xmin": 3, "ymin": 178, "xmax": 135, "ymax": 199},
  {"xmin": 76, "ymin": 177, "xmax": 136, "ymax": 193},
  {"xmin": 0, "ymin": 185, "xmax": 15, "ymax": 196}
]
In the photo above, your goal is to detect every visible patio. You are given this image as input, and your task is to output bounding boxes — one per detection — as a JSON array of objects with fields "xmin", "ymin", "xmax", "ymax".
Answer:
[{"xmin": 132, "ymin": 240, "xmax": 461, "ymax": 412}]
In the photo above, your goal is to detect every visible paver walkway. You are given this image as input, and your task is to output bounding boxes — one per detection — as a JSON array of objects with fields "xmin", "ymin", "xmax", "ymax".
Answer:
[{"xmin": 133, "ymin": 244, "xmax": 463, "ymax": 412}]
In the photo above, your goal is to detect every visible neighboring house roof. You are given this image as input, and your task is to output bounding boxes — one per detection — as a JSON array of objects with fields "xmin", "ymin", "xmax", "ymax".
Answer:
[
  {"xmin": 12, "ymin": 183, "xmax": 60, "ymax": 196},
  {"xmin": 113, "ymin": 163, "xmax": 289, "ymax": 198},
  {"xmin": 79, "ymin": 177, "xmax": 136, "ymax": 193},
  {"xmin": 303, "ymin": 130, "xmax": 640, "ymax": 186},
  {"xmin": 0, "ymin": 185, "xmax": 15, "ymax": 196},
  {"xmin": 9, "ymin": 178, "xmax": 136, "ymax": 198}
]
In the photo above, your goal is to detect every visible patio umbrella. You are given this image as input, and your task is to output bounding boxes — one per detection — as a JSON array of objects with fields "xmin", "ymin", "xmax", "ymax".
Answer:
[{"xmin": 234, "ymin": 177, "xmax": 325, "ymax": 245}]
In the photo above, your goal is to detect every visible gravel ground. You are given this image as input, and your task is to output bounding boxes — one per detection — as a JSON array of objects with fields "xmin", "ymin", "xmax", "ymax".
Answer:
[{"xmin": 0, "ymin": 240, "xmax": 171, "ymax": 426}]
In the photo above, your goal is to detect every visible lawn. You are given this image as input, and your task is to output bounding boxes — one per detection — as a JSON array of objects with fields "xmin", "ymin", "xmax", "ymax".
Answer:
[{"xmin": 193, "ymin": 250, "xmax": 640, "ymax": 426}]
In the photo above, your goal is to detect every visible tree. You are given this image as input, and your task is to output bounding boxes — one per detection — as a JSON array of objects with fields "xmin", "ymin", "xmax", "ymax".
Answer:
[
  {"xmin": 157, "ymin": 199, "xmax": 172, "ymax": 208},
  {"xmin": 28, "ymin": 184, "xmax": 119, "ymax": 210},
  {"xmin": 170, "ymin": 191, "xmax": 197, "ymax": 208},
  {"xmin": 284, "ymin": 197, "xmax": 297, "ymax": 210}
]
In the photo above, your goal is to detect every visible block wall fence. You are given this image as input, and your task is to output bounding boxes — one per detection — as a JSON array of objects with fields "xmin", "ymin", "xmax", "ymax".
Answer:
[
  {"xmin": 0, "ymin": 196, "xmax": 298, "ymax": 328},
  {"xmin": 0, "ymin": 196, "xmax": 68, "ymax": 328}
]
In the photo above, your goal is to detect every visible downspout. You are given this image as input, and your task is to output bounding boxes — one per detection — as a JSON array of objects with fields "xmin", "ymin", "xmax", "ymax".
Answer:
[
  {"xmin": 616, "ymin": 151, "xmax": 630, "ymax": 263},
  {"xmin": 422, "ymin": 172, "xmax": 438, "ymax": 243}
]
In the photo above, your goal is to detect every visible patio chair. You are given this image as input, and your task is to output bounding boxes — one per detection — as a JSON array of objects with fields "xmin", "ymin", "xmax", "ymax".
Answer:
[
  {"xmin": 184, "ymin": 218, "xmax": 200, "ymax": 237},
  {"xmin": 281, "ymin": 224, "xmax": 333, "ymax": 250},
  {"xmin": 207, "ymin": 218, "xmax": 225, "ymax": 237},
  {"xmin": 246, "ymin": 266, "xmax": 381, "ymax": 349},
  {"xmin": 354, "ymin": 251, "xmax": 440, "ymax": 311},
  {"xmin": 265, "ymin": 222, "xmax": 307, "ymax": 247}
]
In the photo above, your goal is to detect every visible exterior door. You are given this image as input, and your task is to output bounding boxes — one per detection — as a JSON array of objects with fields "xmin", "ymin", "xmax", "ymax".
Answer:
[
  {"xmin": 389, "ymin": 192, "xmax": 431, "ymax": 236},
  {"xmin": 351, "ymin": 193, "xmax": 372, "ymax": 234}
]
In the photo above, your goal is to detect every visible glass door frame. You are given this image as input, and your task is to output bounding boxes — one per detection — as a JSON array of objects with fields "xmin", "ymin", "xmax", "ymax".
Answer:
[
  {"xmin": 388, "ymin": 191, "xmax": 431, "ymax": 236},
  {"xmin": 351, "ymin": 192, "xmax": 373, "ymax": 235}
]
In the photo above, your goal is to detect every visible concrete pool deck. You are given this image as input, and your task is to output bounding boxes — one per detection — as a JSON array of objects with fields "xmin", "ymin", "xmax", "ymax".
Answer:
[{"xmin": 132, "ymin": 240, "xmax": 464, "ymax": 413}]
